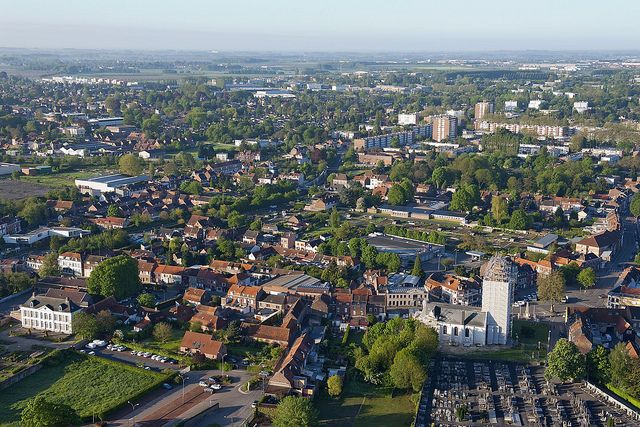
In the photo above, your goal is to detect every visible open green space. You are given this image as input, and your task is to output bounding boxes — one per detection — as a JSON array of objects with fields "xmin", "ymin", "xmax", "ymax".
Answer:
[
  {"xmin": 21, "ymin": 170, "xmax": 109, "ymax": 189},
  {"xmin": 455, "ymin": 320, "xmax": 549, "ymax": 363},
  {"xmin": 606, "ymin": 384, "xmax": 640, "ymax": 411},
  {"xmin": 317, "ymin": 377, "xmax": 417, "ymax": 427},
  {"xmin": 0, "ymin": 350, "xmax": 169, "ymax": 425},
  {"xmin": 512, "ymin": 319, "xmax": 549, "ymax": 346}
]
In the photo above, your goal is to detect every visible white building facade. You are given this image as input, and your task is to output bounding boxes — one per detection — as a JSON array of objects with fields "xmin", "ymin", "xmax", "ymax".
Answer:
[
  {"xmin": 482, "ymin": 256, "xmax": 517, "ymax": 345},
  {"xmin": 20, "ymin": 295, "xmax": 80, "ymax": 333}
]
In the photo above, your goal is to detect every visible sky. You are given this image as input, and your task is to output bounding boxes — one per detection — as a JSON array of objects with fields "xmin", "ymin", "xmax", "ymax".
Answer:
[{"xmin": 1, "ymin": 0, "xmax": 639, "ymax": 52}]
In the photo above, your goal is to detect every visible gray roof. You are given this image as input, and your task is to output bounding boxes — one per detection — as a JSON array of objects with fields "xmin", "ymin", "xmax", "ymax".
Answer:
[
  {"xmin": 532, "ymin": 233, "xmax": 558, "ymax": 248},
  {"xmin": 263, "ymin": 274, "xmax": 322, "ymax": 290},
  {"xmin": 424, "ymin": 302, "xmax": 486, "ymax": 327},
  {"xmin": 22, "ymin": 294, "xmax": 82, "ymax": 313}
]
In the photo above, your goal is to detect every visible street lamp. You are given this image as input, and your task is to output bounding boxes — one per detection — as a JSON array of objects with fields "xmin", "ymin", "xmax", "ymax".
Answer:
[
  {"xmin": 127, "ymin": 401, "xmax": 139, "ymax": 427},
  {"xmin": 179, "ymin": 374, "xmax": 188, "ymax": 404},
  {"xmin": 220, "ymin": 353, "xmax": 226, "ymax": 377}
]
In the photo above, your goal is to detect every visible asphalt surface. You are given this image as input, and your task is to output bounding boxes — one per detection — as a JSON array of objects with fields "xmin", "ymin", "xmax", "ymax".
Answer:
[{"xmin": 108, "ymin": 368, "xmax": 261, "ymax": 426}]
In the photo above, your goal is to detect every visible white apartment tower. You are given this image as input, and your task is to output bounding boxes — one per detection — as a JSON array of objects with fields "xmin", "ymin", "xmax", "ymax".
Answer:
[{"xmin": 481, "ymin": 255, "xmax": 517, "ymax": 345}]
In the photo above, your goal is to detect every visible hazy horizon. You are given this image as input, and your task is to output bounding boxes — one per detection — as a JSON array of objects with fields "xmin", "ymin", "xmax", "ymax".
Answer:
[{"xmin": 1, "ymin": 0, "xmax": 639, "ymax": 52}]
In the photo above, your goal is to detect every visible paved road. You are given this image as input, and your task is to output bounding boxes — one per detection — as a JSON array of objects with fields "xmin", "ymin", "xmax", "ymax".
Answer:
[{"xmin": 107, "ymin": 369, "xmax": 260, "ymax": 426}]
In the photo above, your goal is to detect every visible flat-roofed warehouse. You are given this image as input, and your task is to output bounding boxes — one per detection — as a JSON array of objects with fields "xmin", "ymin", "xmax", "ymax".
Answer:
[
  {"xmin": 75, "ymin": 174, "xmax": 149, "ymax": 196},
  {"xmin": 262, "ymin": 274, "xmax": 330, "ymax": 297},
  {"xmin": 365, "ymin": 233, "xmax": 443, "ymax": 266}
]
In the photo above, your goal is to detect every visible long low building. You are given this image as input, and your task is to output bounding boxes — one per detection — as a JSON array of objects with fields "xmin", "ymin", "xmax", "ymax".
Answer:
[
  {"xmin": 365, "ymin": 233, "xmax": 443, "ymax": 265},
  {"xmin": 75, "ymin": 174, "xmax": 149, "ymax": 196},
  {"xmin": 3, "ymin": 226, "xmax": 90, "ymax": 245}
]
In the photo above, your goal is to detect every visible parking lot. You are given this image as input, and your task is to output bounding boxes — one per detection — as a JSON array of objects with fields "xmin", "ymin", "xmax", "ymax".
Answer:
[
  {"xmin": 80, "ymin": 340, "xmax": 181, "ymax": 371},
  {"xmin": 416, "ymin": 356, "xmax": 638, "ymax": 426}
]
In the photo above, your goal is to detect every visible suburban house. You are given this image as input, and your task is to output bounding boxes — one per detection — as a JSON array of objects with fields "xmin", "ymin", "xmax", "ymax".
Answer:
[
  {"xmin": 179, "ymin": 331, "xmax": 227, "ymax": 360},
  {"xmin": 91, "ymin": 216, "xmax": 129, "ymax": 229},
  {"xmin": 183, "ymin": 287, "xmax": 208, "ymax": 305},
  {"xmin": 190, "ymin": 309, "xmax": 226, "ymax": 332},
  {"xmin": 243, "ymin": 324, "xmax": 292, "ymax": 347},
  {"xmin": 267, "ymin": 333, "xmax": 317, "ymax": 397},
  {"xmin": 155, "ymin": 265, "xmax": 185, "ymax": 285},
  {"xmin": 223, "ymin": 285, "xmax": 264, "ymax": 312}
]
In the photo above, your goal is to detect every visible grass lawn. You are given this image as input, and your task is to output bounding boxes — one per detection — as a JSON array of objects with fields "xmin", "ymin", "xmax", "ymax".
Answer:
[
  {"xmin": 0, "ymin": 351, "xmax": 168, "ymax": 425},
  {"xmin": 606, "ymin": 384, "xmax": 640, "ymax": 411},
  {"xmin": 21, "ymin": 170, "xmax": 105, "ymax": 189},
  {"xmin": 458, "ymin": 347, "xmax": 542, "ymax": 363},
  {"xmin": 512, "ymin": 320, "xmax": 549, "ymax": 347},
  {"xmin": 317, "ymin": 378, "xmax": 417, "ymax": 427}
]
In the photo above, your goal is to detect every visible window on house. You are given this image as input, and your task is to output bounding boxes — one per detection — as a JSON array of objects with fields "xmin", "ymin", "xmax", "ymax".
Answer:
[
  {"xmin": 465, "ymin": 328, "xmax": 470, "ymax": 338},
  {"xmin": 453, "ymin": 327, "xmax": 459, "ymax": 336},
  {"xmin": 442, "ymin": 325, "xmax": 447, "ymax": 335}
]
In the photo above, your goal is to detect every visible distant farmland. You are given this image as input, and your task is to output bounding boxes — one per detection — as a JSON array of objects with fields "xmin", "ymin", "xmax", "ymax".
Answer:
[{"xmin": 0, "ymin": 178, "xmax": 49, "ymax": 200}]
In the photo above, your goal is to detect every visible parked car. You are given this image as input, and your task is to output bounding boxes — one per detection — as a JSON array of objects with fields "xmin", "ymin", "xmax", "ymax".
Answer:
[
  {"xmin": 199, "ymin": 381, "xmax": 209, "ymax": 387},
  {"xmin": 162, "ymin": 383, "xmax": 173, "ymax": 390}
]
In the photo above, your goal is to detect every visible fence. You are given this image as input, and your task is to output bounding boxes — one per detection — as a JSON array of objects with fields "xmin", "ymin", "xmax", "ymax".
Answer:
[{"xmin": 584, "ymin": 381, "xmax": 640, "ymax": 422}]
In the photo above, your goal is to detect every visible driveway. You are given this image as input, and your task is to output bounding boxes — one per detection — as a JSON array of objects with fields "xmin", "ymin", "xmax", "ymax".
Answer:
[{"xmin": 0, "ymin": 326, "xmax": 76, "ymax": 351}]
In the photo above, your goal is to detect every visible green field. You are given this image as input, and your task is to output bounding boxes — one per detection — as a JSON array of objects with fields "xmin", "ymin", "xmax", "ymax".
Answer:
[
  {"xmin": 0, "ymin": 351, "xmax": 168, "ymax": 425},
  {"xmin": 317, "ymin": 378, "xmax": 416, "ymax": 427},
  {"xmin": 21, "ymin": 170, "xmax": 112, "ymax": 189},
  {"xmin": 512, "ymin": 319, "xmax": 549, "ymax": 347}
]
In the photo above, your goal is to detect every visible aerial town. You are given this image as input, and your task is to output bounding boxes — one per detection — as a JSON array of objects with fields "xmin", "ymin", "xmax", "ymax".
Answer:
[{"xmin": 2, "ymin": 4, "xmax": 640, "ymax": 427}]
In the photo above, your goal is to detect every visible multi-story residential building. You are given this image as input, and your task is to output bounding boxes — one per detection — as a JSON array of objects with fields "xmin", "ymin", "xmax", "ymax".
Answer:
[
  {"xmin": 425, "ymin": 272, "xmax": 482, "ymax": 306},
  {"xmin": 20, "ymin": 292, "xmax": 82, "ymax": 333},
  {"xmin": 353, "ymin": 125, "xmax": 432, "ymax": 151},
  {"xmin": 474, "ymin": 101, "xmax": 494, "ymax": 120},
  {"xmin": 398, "ymin": 113, "xmax": 418, "ymax": 125},
  {"xmin": 58, "ymin": 252, "xmax": 83, "ymax": 277},
  {"xmin": 430, "ymin": 115, "xmax": 457, "ymax": 142},
  {"xmin": 224, "ymin": 285, "xmax": 264, "ymax": 312},
  {"xmin": 0, "ymin": 216, "xmax": 21, "ymax": 236}
]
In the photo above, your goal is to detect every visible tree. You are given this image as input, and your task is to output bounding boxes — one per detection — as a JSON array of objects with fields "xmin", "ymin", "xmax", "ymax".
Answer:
[
  {"xmin": 491, "ymin": 195, "xmax": 509, "ymax": 224},
  {"xmin": 508, "ymin": 209, "xmax": 530, "ymax": 230},
  {"xmin": 329, "ymin": 207, "xmax": 340, "ymax": 229},
  {"xmin": 18, "ymin": 199, "xmax": 48, "ymax": 226},
  {"xmin": 107, "ymin": 204, "xmax": 121, "ymax": 217},
  {"xmin": 387, "ymin": 184, "xmax": 408, "ymax": 206},
  {"xmin": 609, "ymin": 342, "xmax": 634, "ymax": 391},
  {"xmin": 273, "ymin": 396, "xmax": 318, "ymax": 427},
  {"xmin": 587, "ymin": 345, "xmax": 610, "ymax": 384},
  {"xmin": 72, "ymin": 312, "xmax": 99, "ymax": 340},
  {"xmin": 537, "ymin": 270, "xmax": 566, "ymax": 312},
  {"xmin": 137, "ymin": 293, "xmax": 156, "ymax": 308},
  {"xmin": 411, "ymin": 254, "xmax": 424, "ymax": 278},
  {"xmin": 545, "ymin": 338, "xmax": 586, "ymax": 382},
  {"xmin": 95, "ymin": 310, "xmax": 116, "ymax": 335},
  {"xmin": 631, "ymin": 192, "xmax": 640, "ymax": 217},
  {"xmin": 225, "ymin": 320, "xmax": 241, "ymax": 343},
  {"xmin": 21, "ymin": 395, "xmax": 80, "ymax": 427},
  {"xmin": 390, "ymin": 347, "xmax": 427, "ymax": 392},
  {"xmin": 327, "ymin": 375, "xmax": 343, "ymax": 397},
  {"xmin": 153, "ymin": 322, "xmax": 173, "ymax": 343},
  {"xmin": 39, "ymin": 252, "xmax": 60, "ymax": 277},
  {"xmin": 119, "ymin": 153, "xmax": 144, "ymax": 176},
  {"xmin": 577, "ymin": 268, "xmax": 596, "ymax": 290},
  {"xmin": 87, "ymin": 255, "xmax": 141, "ymax": 299},
  {"xmin": 450, "ymin": 185, "xmax": 479, "ymax": 212}
]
